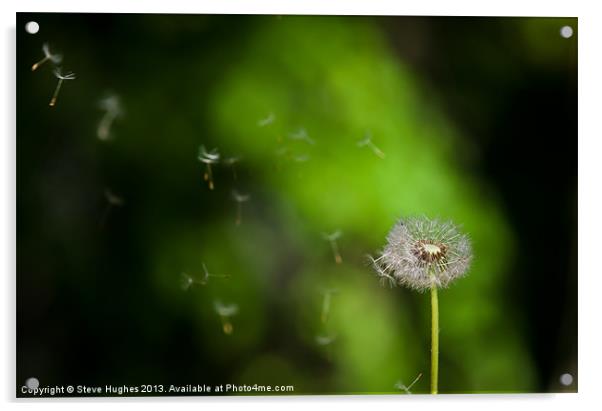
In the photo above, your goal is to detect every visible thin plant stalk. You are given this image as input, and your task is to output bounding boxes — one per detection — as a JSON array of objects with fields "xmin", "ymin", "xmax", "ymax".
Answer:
[
  {"xmin": 330, "ymin": 239, "xmax": 342, "ymax": 264},
  {"xmin": 97, "ymin": 111, "xmax": 118, "ymax": 140},
  {"xmin": 49, "ymin": 79, "xmax": 63, "ymax": 107},
  {"xmin": 214, "ymin": 301, "xmax": 238, "ymax": 336},
  {"xmin": 430, "ymin": 277, "xmax": 439, "ymax": 394},
  {"xmin": 204, "ymin": 164, "xmax": 214, "ymax": 190},
  {"xmin": 322, "ymin": 231, "xmax": 343, "ymax": 264},
  {"xmin": 32, "ymin": 56, "xmax": 50, "ymax": 71},
  {"xmin": 198, "ymin": 146, "xmax": 219, "ymax": 190},
  {"xmin": 321, "ymin": 292, "xmax": 332, "ymax": 324},
  {"xmin": 219, "ymin": 315, "xmax": 233, "ymax": 335},
  {"xmin": 231, "ymin": 190, "xmax": 250, "ymax": 226},
  {"xmin": 368, "ymin": 141, "xmax": 386, "ymax": 159}
]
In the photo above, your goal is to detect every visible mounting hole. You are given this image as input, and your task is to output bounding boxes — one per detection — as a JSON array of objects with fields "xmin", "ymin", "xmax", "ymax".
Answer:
[
  {"xmin": 559, "ymin": 373, "xmax": 573, "ymax": 386},
  {"xmin": 25, "ymin": 377, "xmax": 40, "ymax": 389},
  {"xmin": 25, "ymin": 21, "xmax": 39, "ymax": 34},
  {"xmin": 560, "ymin": 25, "xmax": 573, "ymax": 39}
]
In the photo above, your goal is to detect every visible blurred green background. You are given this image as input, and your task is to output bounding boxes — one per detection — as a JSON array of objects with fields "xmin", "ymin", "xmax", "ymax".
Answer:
[{"xmin": 16, "ymin": 14, "xmax": 577, "ymax": 395}]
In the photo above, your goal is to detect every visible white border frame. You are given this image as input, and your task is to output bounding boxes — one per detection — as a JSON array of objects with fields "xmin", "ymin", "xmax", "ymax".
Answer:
[{"xmin": 3, "ymin": 1, "xmax": 599, "ymax": 410}]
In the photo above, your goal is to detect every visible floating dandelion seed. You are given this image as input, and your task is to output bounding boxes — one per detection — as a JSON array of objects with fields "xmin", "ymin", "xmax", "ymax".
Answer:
[
  {"xmin": 105, "ymin": 189, "xmax": 124, "ymax": 206},
  {"xmin": 198, "ymin": 145, "xmax": 220, "ymax": 190},
  {"xmin": 200, "ymin": 263, "xmax": 230, "ymax": 284},
  {"xmin": 224, "ymin": 156, "xmax": 241, "ymax": 181},
  {"xmin": 293, "ymin": 154, "xmax": 310, "ymax": 163},
  {"xmin": 319, "ymin": 288, "xmax": 339, "ymax": 324},
  {"xmin": 371, "ymin": 216, "xmax": 472, "ymax": 395},
  {"xmin": 31, "ymin": 43, "xmax": 62, "ymax": 71},
  {"xmin": 315, "ymin": 332, "xmax": 337, "ymax": 361},
  {"xmin": 48, "ymin": 68, "xmax": 75, "ymax": 107},
  {"xmin": 275, "ymin": 146, "xmax": 289, "ymax": 157},
  {"xmin": 322, "ymin": 230, "xmax": 343, "ymax": 264},
  {"xmin": 214, "ymin": 300, "xmax": 238, "ymax": 335},
  {"xmin": 395, "ymin": 373, "xmax": 423, "ymax": 394},
  {"xmin": 257, "ymin": 112, "xmax": 275, "ymax": 127},
  {"xmin": 180, "ymin": 272, "xmax": 196, "ymax": 291},
  {"xmin": 181, "ymin": 264, "xmax": 229, "ymax": 290},
  {"xmin": 369, "ymin": 254, "xmax": 397, "ymax": 288},
  {"xmin": 274, "ymin": 146, "xmax": 291, "ymax": 170},
  {"xmin": 97, "ymin": 95, "xmax": 123, "ymax": 141},
  {"xmin": 357, "ymin": 132, "xmax": 385, "ymax": 159},
  {"xmin": 315, "ymin": 333, "xmax": 337, "ymax": 346},
  {"xmin": 288, "ymin": 128, "xmax": 315, "ymax": 145},
  {"xmin": 231, "ymin": 190, "xmax": 250, "ymax": 226},
  {"xmin": 99, "ymin": 189, "xmax": 124, "ymax": 228}
]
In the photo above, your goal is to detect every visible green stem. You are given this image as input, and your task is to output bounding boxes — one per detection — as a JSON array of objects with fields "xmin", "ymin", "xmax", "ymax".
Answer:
[{"xmin": 430, "ymin": 281, "xmax": 439, "ymax": 394}]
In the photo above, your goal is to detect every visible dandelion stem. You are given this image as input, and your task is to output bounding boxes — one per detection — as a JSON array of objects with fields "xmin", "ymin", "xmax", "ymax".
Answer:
[
  {"xmin": 430, "ymin": 278, "xmax": 439, "ymax": 394},
  {"xmin": 49, "ymin": 79, "xmax": 63, "ymax": 107}
]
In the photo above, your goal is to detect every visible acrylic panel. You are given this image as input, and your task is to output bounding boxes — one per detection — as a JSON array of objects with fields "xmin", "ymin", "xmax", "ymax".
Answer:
[{"xmin": 16, "ymin": 13, "xmax": 577, "ymax": 397}]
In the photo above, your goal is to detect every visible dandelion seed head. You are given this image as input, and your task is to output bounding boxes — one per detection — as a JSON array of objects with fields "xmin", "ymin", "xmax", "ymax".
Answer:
[
  {"xmin": 288, "ymin": 128, "xmax": 315, "ymax": 145},
  {"xmin": 322, "ymin": 230, "xmax": 342, "ymax": 241},
  {"xmin": 395, "ymin": 373, "xmax": 422, "ymax": 394},
  {"xmin": 99, "ymin": 95, "xmax": 123, "ymax": 115},
  {"xmin": 275, "ymin": 147, "xmax": 289, "ymax": 157},
  {"xmin": 371, "ymin": 216, "xmax": 472, "ymax": 291},
  {"xmin": 42, "ymin": 43, "xmax": 62, "ymax": 63},
  {"xmin": 180, "ymin": 272, "xmax": 195, "ymax": 291},
  {"xmin": 320, "ymin": 287, "xmax": 339, "ymax": 296},
  {"xmin": 257, "ymin": 112, "xmax": 275, "ymax": 127},
  {"xmin": 224, "ymin": 156, "xmax": 241, "ymax": 165},
  {"xmin": 293, "ymin": 154, "xmax": 310, "ymax": 163},
  {"xmin": 357, "ymin": 135, "xmax": 371, "ymax": 147},
  {"xmin": 231, "ymin": 189, "xmax": 250, "ymax": 203},
  {"xmin": 214, "ymin": 301, "xmax": 239, "ymax": 317},
  {"xmin": 315, "ymin": 334, "xmax": 337, "ymax": 346},
  {"xmin": 357, "ymin": 131, "xmax": 385, "ymax": 159},
  {"xmin": 104, "ymin": 189, "xmax": 124, "ymax": 206},
  {"xmin": 201, "ymin": 263, "xmax": 230, "ymax": 283},
  {"xmin": 53, "ymin": 68, "xmax": 76, "ymax": 80},
  {"xmin": 97, "ymin": 95, "xmax": 123, "ymax": 140},
  {"xmin": 198, "ymin": 145, "xmax": 220, "ymax": 164}
]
